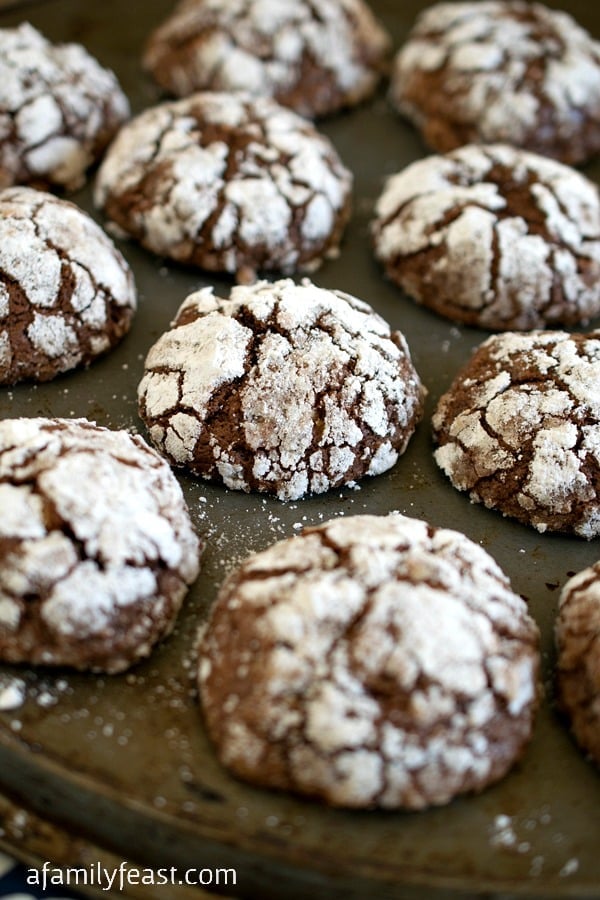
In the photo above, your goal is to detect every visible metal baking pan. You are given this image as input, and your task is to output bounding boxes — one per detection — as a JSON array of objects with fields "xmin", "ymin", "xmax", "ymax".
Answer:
[{"xmin": 0, "ymin": 1, "xmax": 599, "ymax": 897}]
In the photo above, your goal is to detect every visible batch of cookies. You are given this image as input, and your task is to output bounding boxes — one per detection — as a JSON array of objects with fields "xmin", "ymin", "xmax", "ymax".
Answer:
[{"xmin": 0, "ymin": 0, "xmax": 599, "ymax": 817}]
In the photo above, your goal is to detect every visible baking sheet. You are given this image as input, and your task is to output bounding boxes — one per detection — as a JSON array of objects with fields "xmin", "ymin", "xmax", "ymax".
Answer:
[{"xmin": 0, "ymin": 0, "xmax": 599, "ymax": 897}]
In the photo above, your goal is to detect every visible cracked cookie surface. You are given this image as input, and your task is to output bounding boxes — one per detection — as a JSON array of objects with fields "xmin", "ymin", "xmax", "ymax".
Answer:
[
  {"xmin": 198, "ymin": 512, "xmax": 540, "ymax": 809},
  {"xmin": 555, "ymin": 565, "xmax": 600, "ymax": 766},
  {"xmin": 0, "ymin": 186, "xmax": 137, "ymax": 386},
  {"xmin": 0, "ymin": 417, "xmax": 201, "ymax": 673},
  {"xmin": 372, "ymin": 144, "xmax": 600, "ymax": 331},
  {"xmin": 138, "ymin": 278, "xmax": 424, "ymax": 501},
  {"xmin": 389, "ymin": 1, "xmax": 600, "ymax": 165},
  {"xmin": 0, "ymin": 23, "xmax": 129, "ymax": 190},
  {"xmin": 94, "ymin": 92, "xmax": 352, "ymax": 281},
  {"xmin": 143, "ymin": 0, "xmax": 391, "ymax": 119},
  {"xmin": 433, "ymin": 330, "xmax": 600, "ymax": 537}
]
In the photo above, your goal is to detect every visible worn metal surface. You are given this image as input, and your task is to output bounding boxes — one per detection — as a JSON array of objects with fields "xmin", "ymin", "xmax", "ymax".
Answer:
[{"xmin": 0, "ymin": 0, "xmax": 599, "ymax": 897}]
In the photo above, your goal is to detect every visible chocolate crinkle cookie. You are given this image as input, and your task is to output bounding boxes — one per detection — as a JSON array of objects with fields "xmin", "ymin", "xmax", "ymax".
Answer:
[
  {"xmin": 372, "ymin": 144, "xmax": 600, "ymax": 331},
  {"xmin": 0, "ymin": 418, "xmax": 201, "ymax": 673},
  {"xmin": 0, "ymin": 186, "xmax": 136, "ymax": 386},
  {"xmin": 138, "ymin": 279, "xmax": 425, "ymax": 501},
  {"xmin": 142, "ymin": 0, "xmax": 391, "ymax": 119},
  {"xmin": 0, "ymin": 23, "xmax": 129, "ymax": 191},
  {"xmin": 198, "ymin": 513, "xmax": 540, "ymax": 809},
  {"xmin": 433, "ymin": 330, "xmax": 600, "ymax": 538},
  {"xmin": 390, "ymin": 1, "xmax": 600, "ymax": 166},
  {"xmin": 555, "ymin": 564, "xmax": 600, "ymax": 766},
  {"xmin": 94, "ymin": 92, "xmax": 352, "ymax": 282}
]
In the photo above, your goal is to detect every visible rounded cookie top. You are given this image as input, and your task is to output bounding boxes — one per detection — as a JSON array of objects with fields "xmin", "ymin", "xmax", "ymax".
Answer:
[
  {"xmin": 555, "ymin": 565, "xmax": 600, "ymax": 766},
  {"xmin": 433, "ymin": 330, "xmax": 600, "ymax": 538},
  {"xmin": 0, "ymin": 186, "xmax": 137, "ymax": 386},
  {"xmin": 372, "ymin": 143, "xmax": 600, "ymax": 331},
  {"xmin": 0, "ymin": 23, "xmax": 130, "ymax": 191},
  {"xmin": 390, "ymin": 1, "xmax": 600, "ymax": 165},
  {"xmin": 143, "ymin": 0, "xmax": 391, "ymax": 119},
  {"xmin": 94, "ymin": 92, "xmax": 352, "ymax": 282},
  {"xmin": 198, "ymin": 512, "xmax": 540, "ymax": 809},
  {"xmin": 0, "ymin": 417, "xmax": 201, "ymax": 673},
  {"xmin": 138, "ymin": 278, "xmax": 424, "ymax": 501}
]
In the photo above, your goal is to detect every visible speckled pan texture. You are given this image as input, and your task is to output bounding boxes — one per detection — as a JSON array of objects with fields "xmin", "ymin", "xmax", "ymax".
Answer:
[{"xmin": 0, "ymin": 2, "xmax": 599, "ymax": 899}]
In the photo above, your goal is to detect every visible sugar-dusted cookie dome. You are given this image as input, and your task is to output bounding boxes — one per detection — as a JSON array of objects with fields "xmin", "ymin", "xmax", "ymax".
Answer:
[
  {"xmin": 372, "ymin": 144, "xmax": 600, "ymax": 331},
  {"xmin": 94, "ymin": 92, "xmax": 352, "ymax": 282},
  {"xmin": 556, "ymin": 565, "xmax": 600, "ymax": 766},
  {"xmin": 433, "ymin": 330, "xmax": 600, "ymax": 537},
  {"xmin": 0, "ymin": 186, "xmax": 136, "ymax": 385},
  {"xmin": 0, "ymin": 23, "xmax": 129, "ymax": 190},
  {"xmin": 143, "ymin": 0, "xmax": 391, "ymax": 119},
  {"xmin": 390, "ymin": 1, "xmax": 600, "ymax": 165},
  {"xmin": 0, "ymin": 418, "xmax": 201, "ymax": 673},
  {"xmin": 138, "ymin": 279, "xmax": 425, "ymax": 500},
  {"xmin": 198, "ymin": 513, "xmax": 540, "ymax": 809}
]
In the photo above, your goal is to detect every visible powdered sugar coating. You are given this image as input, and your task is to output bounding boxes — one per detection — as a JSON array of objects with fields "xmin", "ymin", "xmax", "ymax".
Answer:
[
  {"xmin": 138, "ymin": 278, "xmax": 425, "ymax": 501},
  {"xmin": 555, "ymin": 564, "xmax": 600, "ymax": 766},
  {"xmin": 372, "ymin": 143, "xmax": 600, "ymax": 330},
  {"xmin": 0, "ymin": 418, "xmax": 201, "ymax": 673},
  {"xmin": 433, "ymin": 330, "xmax": 600, "ymax": 537},
  {"xmin": 143, "ymin": 0, "xmax": 391, "ymax": 118},
  {"xmin": 198, "ymin": 512, "xmax": 540, "ymax": 809},
  {"xmin": 94, "ymin": 92, "xmax": 352, "ymax": 281},
  {"xmin": 0, "ymin": 23, "xmax": 129, "ymax": 190},
  {"xmin": 390, "ymin": 1, "xmax": 600, "ymax": 165},
  {"xmin": 0, "ymin": 186, "xmax": 136, "ymax": 386}
]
